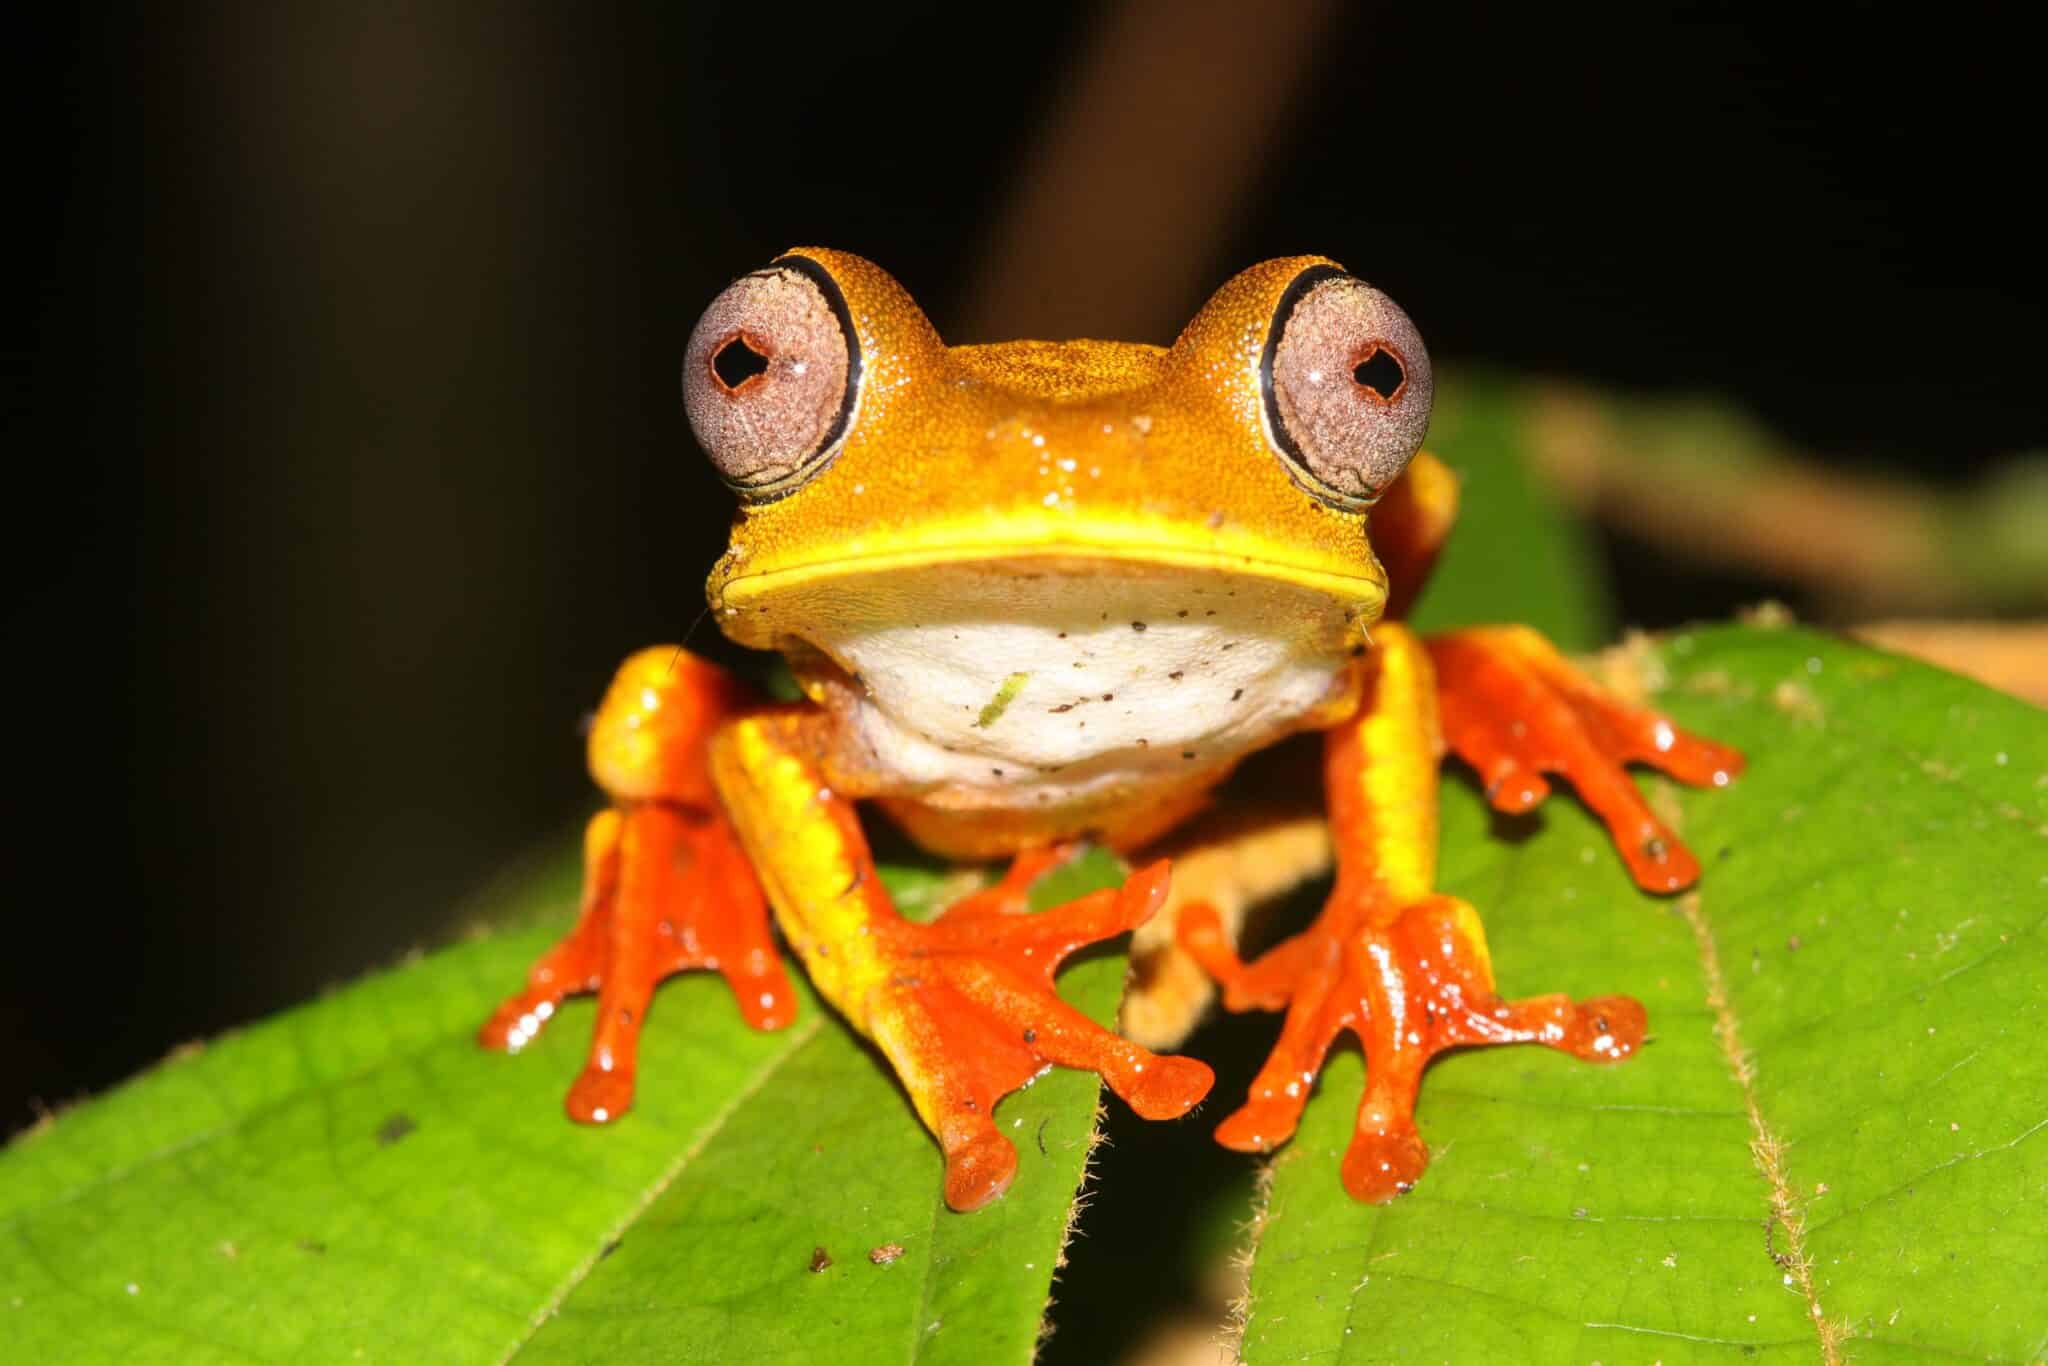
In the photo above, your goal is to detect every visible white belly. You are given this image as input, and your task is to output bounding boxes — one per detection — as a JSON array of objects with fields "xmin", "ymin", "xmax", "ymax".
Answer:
[{"xmin": 797, "ymin": 562, "xmax": 1355, "ymax": 814}]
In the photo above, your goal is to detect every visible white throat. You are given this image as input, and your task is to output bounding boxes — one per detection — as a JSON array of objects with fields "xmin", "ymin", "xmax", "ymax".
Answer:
[{"xmin": 797, "ymin": 562, "xmax": 1356, "ymax": 814}]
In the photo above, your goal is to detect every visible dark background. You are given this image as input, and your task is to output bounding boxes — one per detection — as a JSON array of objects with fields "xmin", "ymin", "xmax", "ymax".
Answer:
[{"xmin": 8, "ymin": 3, "xmax": 2041, "ymax": 1129}]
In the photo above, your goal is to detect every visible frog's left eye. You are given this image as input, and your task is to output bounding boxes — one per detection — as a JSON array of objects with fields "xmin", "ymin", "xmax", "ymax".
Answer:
[
  {"xmin": 1261, "ymin": 266, "xmax": 1432, "ymax": 510},
  {"xmin": 683, "ymin": 255, "xmax": 861, "ymax": 502}
]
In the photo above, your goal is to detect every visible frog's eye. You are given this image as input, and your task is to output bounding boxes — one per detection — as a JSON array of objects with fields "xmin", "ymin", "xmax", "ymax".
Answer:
[
  {"xmin": 683, "ymin": 255, "xmax": 861, "ymax": 502},
  {"xmin": 1261, "ymin": 266, "xmax": 1433, "ymax": 510}
]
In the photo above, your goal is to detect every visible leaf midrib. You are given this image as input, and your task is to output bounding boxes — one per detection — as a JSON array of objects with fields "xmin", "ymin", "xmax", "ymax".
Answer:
[{"xmin": 1663, "ymin": 797, "xmax": 1838, "ymax": 1365}]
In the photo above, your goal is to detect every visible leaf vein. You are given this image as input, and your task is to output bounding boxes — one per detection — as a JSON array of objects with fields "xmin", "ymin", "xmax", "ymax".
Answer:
[
  {"xmin": 904, "ymin": 1132, "xmax": 948, "ymax": 1365},
  {"xmin": 1663, "ymin": 783, "xmax": 1845, "ymax": 1366},
  {"xmin": 1803, "ymin": 1112, "xmax": 2048, "ymax": 1237},
  {"xmin": 1349, "ymin": 1266, "xmax": 1801, "ymax": 1351},
  {"xmin": 1746, "ymin": 909, "xmax": 2045, "ymax": 1052},
  {"xmin": 497, "ymin": 1013, "xmax": 823, "ymax": 1363}
]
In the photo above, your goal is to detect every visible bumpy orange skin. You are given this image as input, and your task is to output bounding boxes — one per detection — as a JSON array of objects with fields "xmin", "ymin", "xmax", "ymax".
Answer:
[
  {"xmin": 481, "ymin": 249, "xmax": 1743, "ymax": 1210},
  {"xmin": 707, "ymin": 249, "xmax": 1390, "ymax": 658}
]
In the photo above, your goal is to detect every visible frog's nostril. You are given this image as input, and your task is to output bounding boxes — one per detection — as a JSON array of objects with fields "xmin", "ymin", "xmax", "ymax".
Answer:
[
  {"xmin": 712, "ymin": 334, "xmax": 772, "ymax": 391},
  {"xmin": 1351, "ymin": 347, "xmax": 1405, "ymax": 403}
]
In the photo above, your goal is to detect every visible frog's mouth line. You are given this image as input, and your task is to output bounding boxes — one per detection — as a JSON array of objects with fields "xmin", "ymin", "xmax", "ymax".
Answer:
[{"xmin": 715, "ymin": 541, "xmax": 1388, "ymax": 622}]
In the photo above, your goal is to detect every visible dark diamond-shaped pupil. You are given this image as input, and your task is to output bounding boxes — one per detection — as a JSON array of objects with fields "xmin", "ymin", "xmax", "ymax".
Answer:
[
  {"xmin": 712, "ymin": 336, "xmax": 771, "ymax": 389},
  {"xmin": 1353, "ymin": 348, "xmax": 1405, "ymax": 400}
]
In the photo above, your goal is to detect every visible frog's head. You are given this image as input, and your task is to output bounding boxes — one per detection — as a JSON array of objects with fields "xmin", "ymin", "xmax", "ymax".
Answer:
[{"xmin": 689, "ymin": 249, "xmax": 1431, "ymax": 660}]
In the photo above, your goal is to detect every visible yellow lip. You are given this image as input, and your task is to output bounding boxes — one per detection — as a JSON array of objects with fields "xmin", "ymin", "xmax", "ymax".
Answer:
[{"xmin": 716, "ymin": 536, "xmax": 1388, "ymax": 626}]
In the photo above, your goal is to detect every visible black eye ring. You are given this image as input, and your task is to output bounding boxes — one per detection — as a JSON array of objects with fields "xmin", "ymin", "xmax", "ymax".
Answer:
[
  {"xmin": 1258, "ymin": 263, "xmax": 1352, "ymax": 504},
  {"xmin": 1257, "ymin": 262, "xmax": 1431, "ymax": 510},
  {"xmin": 757, "ymin": 253, "xmax": 863, "ymax": 497}
]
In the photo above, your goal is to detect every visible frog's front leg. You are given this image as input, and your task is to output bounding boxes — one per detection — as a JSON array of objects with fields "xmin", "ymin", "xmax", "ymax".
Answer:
[
  {"xmin": 1372, "ymin": 452, "xmax": 1743, "ymax": 891},
  {"xmin": 710, "ymin": 710, "xmax": 1215, "ymax": 1211},
  {"xmin": 1177, "ymin": 623, "xmax": 1644, "ymax": 1200},
  {"xmin": 478, "ymin": 648, "xmax": 796, "ymax": 1121},
  {"xmin": 1426, "ymin": 626, "xmax": 1743, "ymax": 892}
]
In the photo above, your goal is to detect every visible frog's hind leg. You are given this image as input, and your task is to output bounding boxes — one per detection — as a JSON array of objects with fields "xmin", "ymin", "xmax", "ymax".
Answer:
[
  {"xmin": 478, "ymin": 648, "xmax": 796, "ymax": 1123},
  {"xmin": 710, "ymin": 713, "xmax": 1215, "ymax": 1211},
  {"xmin": 1118, "ymin": 796, "xmax": 1333, "ymax": 1051},
  {"xmin": 1178, "ymin": 623, "xmax": 1646, "ymax": 1201}
]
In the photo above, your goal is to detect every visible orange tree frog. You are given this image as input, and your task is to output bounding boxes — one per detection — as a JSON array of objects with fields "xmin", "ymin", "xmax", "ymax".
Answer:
[{"xmin": 479, "ymin": 250, "xmax": 1742, "ymax": 1211}]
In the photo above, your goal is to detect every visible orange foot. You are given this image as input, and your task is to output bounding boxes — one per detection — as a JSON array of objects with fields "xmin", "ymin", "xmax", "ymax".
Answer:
[
  {"xmin": 478, "ymin": 802, "xmax": 795, "ymax": 1122},
  {"xmin": 1427, "ymin": 626, "xmax": 1744, "ymax": 892},
  {"xmin": 1179, "ymin": 892, "xmax": 1643, "ymax": 1201},
  {"xmin": 867, "ymin": 852, "xmax": 1216, "ymax": 1211}
]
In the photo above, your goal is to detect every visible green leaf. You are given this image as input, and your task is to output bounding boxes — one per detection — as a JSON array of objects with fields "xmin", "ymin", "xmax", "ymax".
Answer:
[
  {"xmin": 1410, "ymin": 369, "xmax": 1612, "ymax": 650},
  {"xmin": 1237, "ymin": 624, "xmax": 2048, "ymax": 1363},
  {"xmin": 0, "ymin": 851, "xmax": 1132, "ymax": 1364}
]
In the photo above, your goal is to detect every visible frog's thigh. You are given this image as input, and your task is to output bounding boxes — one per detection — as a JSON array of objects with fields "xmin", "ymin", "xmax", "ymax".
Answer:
[{"xmin": 1122, "ymin": 799, "xmax": 1333, "ymax": 1049}]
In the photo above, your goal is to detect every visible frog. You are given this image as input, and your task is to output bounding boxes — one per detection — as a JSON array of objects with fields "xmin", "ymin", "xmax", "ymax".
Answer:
[{"xmin": 478, "ymin": 249, "xmax": 1743, "ymax": 1211}]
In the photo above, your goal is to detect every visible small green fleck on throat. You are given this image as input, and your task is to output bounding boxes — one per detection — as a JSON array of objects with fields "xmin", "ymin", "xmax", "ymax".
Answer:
[{"xmin": 974, "ymin": 672, "xmax": 1031, "ymax": 729}]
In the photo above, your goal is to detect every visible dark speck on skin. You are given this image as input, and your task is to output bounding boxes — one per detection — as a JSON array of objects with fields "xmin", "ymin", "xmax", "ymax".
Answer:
[
  {"xmin": 1101, "ymin": 693, "xmax": 1115, "ymax": 701},
  {"xmin": 1231, "ymin": 687, "xmax": 1244, "ymax": 701},
  {"xmin": 1182, "ymin": 750, "xmax": 1196, "ymax": 760},
  {"xmin": 376, "ymin": 1113, "xmax": 417, "ymax": 1147},
  {"xmin": 1221, "ymin": 642, "xmax": 1236, "ymax": 651},
  {"xmin": 1177, "ymin": 609, "xmax": 1188, "ymax": 617},
  {"xmin": 1049, "ymin": 703, "xmax": 1075, "ymax": 713},
  {"xmin": 1131, "ymin": 621, "xmax": 1147, "ymax": 632},
  {"xmin": 991, "ymin": 767, "xmax": 1005, "ymax": 777},
  {"xmin": 1168, "ymin": 671, "xmax": 1183, "ymax": 681},
  {"xmin": 809, "ymin": 1247, "xmax": 833, "ymax": 1273}
]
